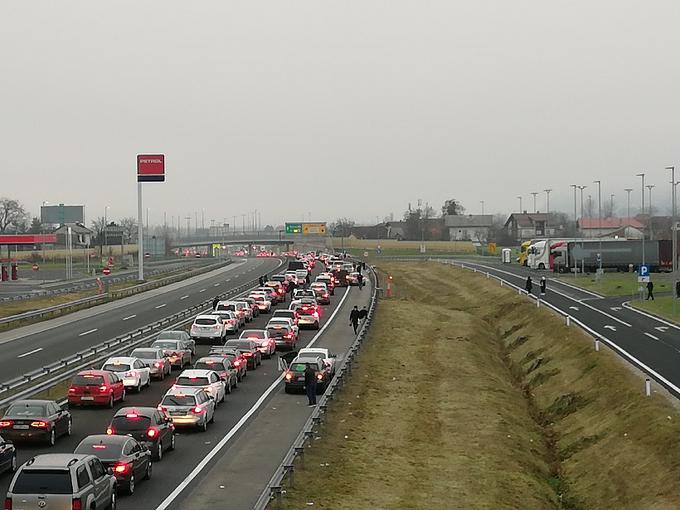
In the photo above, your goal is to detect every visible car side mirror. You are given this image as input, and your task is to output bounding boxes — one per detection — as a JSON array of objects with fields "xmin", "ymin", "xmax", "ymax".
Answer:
[
  {"xmin": 208, "ymin": 395, "xmax": 215, "ymax": 400},
  {"xmin": 107, "ymin": 467, "xmax": 114, "ymax": 475}
]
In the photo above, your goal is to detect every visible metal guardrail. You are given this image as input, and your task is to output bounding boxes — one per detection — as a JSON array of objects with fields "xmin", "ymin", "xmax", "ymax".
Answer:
[
  {"xmin": 0, "ymin": 259, "xmax": 233, "ymax": 327},
  {"xmin": 252, "ymin": 265, "xmax": 380, "ymax": 510},
  {"xmin": 0, "ymin": 258, "xmax": 286, "ymax": 408}
]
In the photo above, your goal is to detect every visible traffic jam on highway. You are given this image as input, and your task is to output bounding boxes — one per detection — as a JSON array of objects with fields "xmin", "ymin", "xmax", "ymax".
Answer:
[{"xmin": 0, "ymin": 252, "xmax": 364, "ymax": 510}]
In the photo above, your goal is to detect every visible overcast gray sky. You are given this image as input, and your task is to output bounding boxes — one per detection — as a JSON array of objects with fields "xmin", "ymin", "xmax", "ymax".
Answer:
[{"xmin": 2, "ymin": 1, "xmax": 680, "ymax": 227}]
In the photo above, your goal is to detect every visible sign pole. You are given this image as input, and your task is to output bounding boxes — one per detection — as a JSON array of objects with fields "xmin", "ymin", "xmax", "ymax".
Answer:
[{"xmin": 138, "ymin": 182, "xmax": 144, "ymax": 281}]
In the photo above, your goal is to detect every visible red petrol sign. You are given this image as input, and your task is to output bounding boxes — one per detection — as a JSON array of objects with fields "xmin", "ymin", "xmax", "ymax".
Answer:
[
  {"xmin": 137, "ymin": 154, "xmax": 165, "ymax": 182},
  {"xmin": 0, "ymin": 234, "xmax": 57, "ymax": 245}
]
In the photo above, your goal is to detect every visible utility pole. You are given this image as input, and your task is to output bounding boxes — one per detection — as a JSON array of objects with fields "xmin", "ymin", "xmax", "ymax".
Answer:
[
  {"xmin": 666, "ymin": 167, "xmax": 677, "ymax": 315},
  {"xmin": 609, "ymin": 194, "xmax": 615, "ymax": 219},
  {"xmin": 185, "ymin": 216, "xmax": 191, "ymax": 238},
  {"xmin": 624, "ymin": 188, "xmax": 633, "ymax": 224},
  {"xmin": 570, "ymin": 185, "xmax": 577, "ymax": 232},
  {"xmin": 637, "ymin": 173, "xmax": 646, "ymax": 266},
  {"xmin": 531, "ymin": 192, "xmax": 538, "ymax": 213},
  {"xmin": 104, "ymin": 205, "xmax": 109, "ymax": 257},
  {"xmin": 517, "ymin": 196, "xmax": 523, "ymax": 213},
  {"xmin": 544, "ymin": 189, "xmax": 552, "ymax": 232},
  {"xmin": 480, "ymin": 200, "xmax": 485, "ymax": 215},
  {"xmin": 594, "ymin": 180, "xmax": 602, "ymax": 273},
  {"xmin": 646, "ymin": 184, "xmax": 655, "ymax": 240}
]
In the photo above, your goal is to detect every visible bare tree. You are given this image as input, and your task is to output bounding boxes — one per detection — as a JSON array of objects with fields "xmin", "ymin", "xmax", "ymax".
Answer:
[
  {"xmin": 442, "ymin": 198, "xmax": 465, "ymax": 216},
  {"xmin": 91, "ymin": 216, "xmax": 106, "ymax": 237},
  {"xmin": 0, "ymin": 198, "xmax": 29, "ymax": 233},
  {"xmin": 120, "ymin": 217, "xmax": 138, "ymax": 241}
]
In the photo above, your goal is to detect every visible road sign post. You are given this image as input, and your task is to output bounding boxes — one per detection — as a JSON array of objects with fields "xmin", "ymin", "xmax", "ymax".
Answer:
[{"xmin": 137, "ymin": 155, "xmax": 165, "ymax": 281}]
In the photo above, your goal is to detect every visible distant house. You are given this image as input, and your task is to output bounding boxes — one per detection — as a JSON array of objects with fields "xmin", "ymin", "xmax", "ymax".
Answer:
[
  {"xmin": 53, "ymin": 223, "xmax": 93, "ymax": 247},
  {"xmin": 348, "ymin": 224, "xmax": 390, "ymax": 239},
  {"xmin": 577, "ymin": 217, "xmax": 644, "ymax": 239},
  {"xmin": 504, "ymin": 213, "xmax": 556, "ymax": 242},
  {"xmin": 445, "ymin": 215, "xmax": 493, "ymax": 242}
]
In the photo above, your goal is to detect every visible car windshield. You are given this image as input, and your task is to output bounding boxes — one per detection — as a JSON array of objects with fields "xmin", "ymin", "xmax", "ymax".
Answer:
[
  {"xmin": 102, "ymin": 363, "xmax": 131, "ymax": 372},
  {"xmin": 162, "ymin": 394, "xmax": 196, "ymax": 406},
  {"xmin": 159, "ymin": 332, "xmax": 184, "ymax": 340},
  {"xmin": 131, "ymin": 349, "xmax": 157, "ymax": 358},
  {"xmin": 195, "ymin": 362, "xmax": 223, "ymax": 371},
  {"xmin": 111, "ymin": 415, "xmax": 151, "ymax": 431},
  {"xmin": 72, "ymin": 375, "xmax": 105, "ymax": 386},
  {"xmin": 176, "ymin": 376, "xmax": 210, "ymax": 386},
  {"xmin": 75, "ymin": 440, "xmax": 125, "ymax": 461},
  {"xmin": 241, "ymin": 330, "xmax": 265, "ymax": 339},
  {"xmin": 6, "ymin": 404, "xmax": 47, "ymax": 417},
  {"xmin": 195, "ymin": 318, "xmax": 218, "ymax": 325},
  {"xmin": 153, "ymin": 341, "xmax": 179, "ymax": 349},
  {"xmin": 13, "ymin": 470, "xmax": 73, "ymax": 494}
]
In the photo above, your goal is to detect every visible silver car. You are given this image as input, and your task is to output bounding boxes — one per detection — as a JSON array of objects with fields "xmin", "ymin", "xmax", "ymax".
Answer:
[
  {"xmin": 6, "ymin": 453, "xmax": 116, "ymax": 510},
  {"xmin": 130, "ymin": 347, "xmax": 171, "ymax": 380},
  {"xmin": 156, "ymin": 330, "xmax": 196, "ymax": 356},
  {"xmin": 158, "ymin": 387, "xmax": 215, "ymax": 432}
]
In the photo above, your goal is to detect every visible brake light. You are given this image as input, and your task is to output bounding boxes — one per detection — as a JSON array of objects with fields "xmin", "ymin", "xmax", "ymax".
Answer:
[
  {"xmin": 99, "ymin": 385, "xmax": 108, "ymax": 392},
  {"xmin": 69, "ymin": 388, "xmax": 76, "ymax": 393},
  {"xmin": 114, "ymin": 462, "xmax": 130, "ymax": 474},
  {"xmin": 4, "ymin": 497, "xmax": 12, "ymax": 510},
  {"xmin": 313, "ymin": 312, "xmax": 319, "ymax": 318},
  {"xmin": 106, "ymin": 427, "xmax": 114, "ymax": 435},
  {"xmin": 192, "ymin": 406, "xmax": 205, "ymax": 415},
  {"xmin": 233, "ymin": 360, "xmax": 241, "ymax": 367},
  {"xmin": 323, "ymin": 293, "xmax": 329, "ymax": 298},
  {"xmin": 30, "ymin": 421, "xmax": 48, "ymax": 428},
  {"xmin": 317, "ymin": 373, "xmax": 323, "ymax": 381},
  {"xmin": 71, "ymin": 499, "xmax": 81, "ymax": 510},
  {"xmin": 92, "ymin": 444, "xmax": 107, "ymax": 449},
  {"xmin": 126, "ymin": 413, "xmax": 139, "ymax": 419},
  {"xmin": 243, "ymin": 352, "xmax": 253, "ymax": 357},
  {"xmin": 285, "ymin": 372, "xmax": 293, "ymax": 381},
  {"xmin": 0, "ymin": 421, "xmax": 13, "ymax": 428},
  {"xmin": 154, "ymin": 362, "xmax": 161, "ymax": 368},
  {"xmin": 147, "ymin": 427, "xmax": 159, "ymax": 438}
]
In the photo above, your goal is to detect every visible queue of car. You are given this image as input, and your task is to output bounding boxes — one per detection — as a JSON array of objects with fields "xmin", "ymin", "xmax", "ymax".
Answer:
[{"xmin": 0, "ymin": 253, "xmax": 350, "ymax": 508}]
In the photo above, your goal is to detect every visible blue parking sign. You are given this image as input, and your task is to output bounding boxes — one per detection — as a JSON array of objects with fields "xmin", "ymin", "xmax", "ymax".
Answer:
[{"xmin": 639, "ymin": 265, "xmax": 649, "ymax": 277}]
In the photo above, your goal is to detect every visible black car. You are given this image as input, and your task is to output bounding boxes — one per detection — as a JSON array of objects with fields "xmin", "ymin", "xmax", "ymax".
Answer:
[
  {"xmin": 224, "ymin": 339, "xmax": 262, "ymax": 370},
  {"xmin": 75, "ymin": 434, "xmax": 152, "ymax": 495},
  {"xmin": 106, "ymin": 407, "xmax": 175, "ymax": 461},
  {"xmin": 0, "ymin": 400, "xmax": 71, "ymax": 446},
  {"xmin": 0, "ymin": 436, "xmax": 16, "ymax": 474}
]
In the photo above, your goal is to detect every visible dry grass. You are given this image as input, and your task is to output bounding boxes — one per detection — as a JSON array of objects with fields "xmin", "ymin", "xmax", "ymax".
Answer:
[
  {"xmin": 278, "ymin": 262, "xmax": 680, "ymax": 510},
  {"xmin": 326, "ymin": 238, "xmax": 476, "ymax": 253}
]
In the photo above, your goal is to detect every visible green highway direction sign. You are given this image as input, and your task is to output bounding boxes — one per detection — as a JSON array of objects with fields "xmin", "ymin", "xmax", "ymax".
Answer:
[{"xmin": 285, "ymin": 223, "xmax": 303, "ymax": 234}]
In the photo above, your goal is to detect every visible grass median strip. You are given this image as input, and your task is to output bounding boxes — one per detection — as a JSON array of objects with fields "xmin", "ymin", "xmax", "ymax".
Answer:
[{"xmin": 278, "ymin": 262, "xmax": 680, "ymax": 509}]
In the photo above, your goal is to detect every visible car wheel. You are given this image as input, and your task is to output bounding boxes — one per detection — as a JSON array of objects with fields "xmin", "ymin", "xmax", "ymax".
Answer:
[
  {"xmin": 284, "ymin": 386, "xmax": 292, "ymax": 394},
  {"xmin": 109, "ymin": 490, "xmax": 117, "ymax": 510},
  {"xmin": 226, "ymin": 381, "xmax": 232, "ymax": 394},
  {"xmin": 136, "ymin": 382, "xmax": 142, "ymax": 393},
  {"xmin": 120, "ymin": 389, "xmax": 126, "ymax": 402},
  {"xmin": 209, "ymin": 410, "xmax": 215, "ymax": 424},
  {"xmin": 127, "ymin": 474, "xmax": 135, "ymax": 495},
  {"xmin": 145, "ymin": 375, "xmax": 151, "ymax": 387},
  {"xmin": 10, "ymin": 453, "xmax": 17, "ymax": 472},
  {"xmin": 144, "ymin": 460, "xmax": 152, "ymax": 480},
  {"xmin": 47, "ymin": 428, "xmax": 56, "ymax": 447},
  {"xmin": 200, "ymin": 419, "xmax": 208, "ymax": 432},
  {"xmin": 169, "ymin": 433, "xmax": 175, "ymax": 451},
  {"xmin": 108, "ymin": 394, "xmax": 115, "ymax": 409},
  {"xmin": 159, "ymin": 370, "xmax": 165, "ymax": 381},
  {"xmin": 66, "ymin": 419, "xmax": 72, "ymax": 436},
  {"xmin": 222, "ymin": 387, "xmax": 227, "ymax": 400},
  {"xmin": 233, "ymin": 376, "xmax": 238, "ymax": 388},
  {"xmin": 154, "ymin": 442, "xmax": 163, "ymax": 461}
]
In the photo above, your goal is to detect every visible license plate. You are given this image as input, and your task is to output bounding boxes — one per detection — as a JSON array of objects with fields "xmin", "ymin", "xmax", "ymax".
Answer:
[
  {"xmin": 170, "ymin": 411, "xmax": 185, "ymax": 416},
  {"xmin": 80, "ymin": 396, "xmax": 95, "ymax": 401},
  {"xmin": 13, "ymin": 425, "xmax": 29, "ymax": 430},
  {"xmin": 297, "ymin": 376, "xmax": 305, "ymax": 381}
]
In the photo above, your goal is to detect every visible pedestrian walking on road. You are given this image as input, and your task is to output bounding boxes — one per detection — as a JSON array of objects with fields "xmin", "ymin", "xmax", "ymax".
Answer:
[
  {"xmin": 304, "ymin": 363, "xmax": 317, "ymax": 406},
  {"xmin": 258, "ymin": 276, "xmax": 264, "ymax": 286},
  {"xmin": 212, "ymin": 296, "xmax": 220, "ymax": 310},
  {"xmin": 539, "ymin": 277, "xmax": 547, "ymax": 296},
  {"xmin": 525, "ymin": 276, "xmax": 533, "ymax": 295},
  {"xmin": 357, "ymin": 272, "xmax": 364, "ymax": 290},
  {"xmin": 358, "ymin": 306, "xmax": 368, "ymax": 322},
  {"xmin": 647, "ymin": 280, "xmax": 655, "ymax": 300},
  {"xmin": 349, "ymin": 305, "xmax": 360, "ymax": 334}
]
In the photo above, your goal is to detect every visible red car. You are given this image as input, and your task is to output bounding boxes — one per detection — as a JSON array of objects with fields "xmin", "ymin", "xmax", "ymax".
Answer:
[{"xmin": 68, "ymin": 370, "xmax": 126, "ymax": 408}]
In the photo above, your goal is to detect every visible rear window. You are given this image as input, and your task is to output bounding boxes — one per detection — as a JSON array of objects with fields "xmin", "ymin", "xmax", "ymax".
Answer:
[
  {"xmin": 72, "ymin": 375, "xmax": 105, "ymax": 386},
  {"xmin": 241, "ymin": 330, "xmax": 265, "ymax": 339},
  {"xmin": 131, "ymin": 349, "xmax": 157, "ymax": 358},
  {"xmin": 111, "ymin": 415, "xmax": 151, "ymax": 431},
  {"xmin": 291, "ymin": 363, "xmax": 309, "ymax": 372},
  {"xmin": 177, "ymin": 376, "xmax": 210, "ymax": 386},
  {"xmin": 274, "ymin": 311, "xmax": 295, "ymax": 318},
  {"xmin": 195, "ymin": 362, "xmax": 223, "ymax": 371},
  {"xmin": 195, "ymin": 318, "xmax": 217, "ymax": 325},
  {"xmin": 226, "ymin": 341, "xmax": 251, "ymax": 349},
  {"xmin": 6, "ymin": 404, "xmax": 47, "ymax": 417},
  {"xmin": 75, "ymin": 440, "xmax": 125, "ymax": 461},
  {"xmin": 102, "ymin": 363, "xmax": 131, "ymax": 373},
  {"xmin": 159, "ymin": 332, "xmax": 184, "ymax": 340},
  {"xmin": 216, "ymin": 304, "xmax": 236, "ymax": 311},
  {"xmin": 162, "ymin": 394, "xmax": 196, "ymax": 406},
  {"xmin": 153, "ymin": 341, "xmax": 179, "ymax": 349},
  {"xmin": 13, "ymin": 470, "xmax": 72, "ymax": 494}
]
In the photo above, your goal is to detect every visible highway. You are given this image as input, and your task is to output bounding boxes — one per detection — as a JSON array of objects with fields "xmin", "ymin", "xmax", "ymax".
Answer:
[
  {"xmin": 0, "ymin": 261, "xmax": 367, "ymax": 510},
  {"xmin": 0, "ymin": 257, "xmax": 282, "ymax": 382},
  {"xmin": 455, "ymin": 259, "xmax": 680, "ymax": 395}
]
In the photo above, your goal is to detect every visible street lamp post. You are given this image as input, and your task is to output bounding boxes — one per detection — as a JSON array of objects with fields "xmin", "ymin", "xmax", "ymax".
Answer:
[
  {"xmin": 637, "ymin": 173, "xmax": 646, "ymax": 266},
  {"xmin": 544, "ymin": 189, "xmax": 552, "ymax": 233},
  {"xmin": 666, "ymin": 167, "xmax": 677, "ymax": 315},
  {"xmin": 609, "ymin": 194, "xmax": 615, "ymax": 218},
  {"xmin": 531, "ymin": 192, "xmax": 538, "ymax": 213},
  {"xmin": 570, "ymin": 185, "xmax": 577, "ymax": 232},
  {"xmin": 624, "ymin": 188, "xmax": 633, "ymax": 224},
  {"xmin": 646, "ymin": 184, "xmax": 656, "ymax": 241},
  {"xmin": 517, "ymin": 196, "xmax": 523, "ymax": 213},
  {"xmin": 480, "ymin": 201, "xmax": 485, "ymax": 215},
  {"xmin": 103, "ymin": 206, "xmax": 109, "ymax": 257},
  {"xmin": 594, "ymin": 180, "xmax": 602, "ymax": 274}
]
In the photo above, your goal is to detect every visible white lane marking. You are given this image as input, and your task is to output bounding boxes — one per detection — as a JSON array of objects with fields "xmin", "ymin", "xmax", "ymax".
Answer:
[
  {"xmin": 622, "ymin": 301, "xmax": 680, "ymax": 331},
  {"xmin": 156, "ymin": 304, "xmax": 167, "ymax": 309},
  {"xmin": 549, "ymin": 277, "xmax": 605, "ymax": 299},
  {"xmin": 611, "ymin": 306, "xmax": 622, "ymax": 312},
  {"xmin": 180, "ymin": 295, "xmax": 189, "ymax": 300},
  {"xmin": 604, "ymin": 325, "xmax": 617, "ymax": 332},
  {"xmin": 656, "ymin": 326, "xmax": 670, "ymax": 333},
  {"xmin": 155, "ymin": 284, "xmax": 354, "ymax": 510},
  {"xmin": 645, "ymin": 332, "xmax": 660, "ymax": 341},
  {"xmin": 213, "ymin": 283, "xmax": 220, "ymax": 287},
  {"xmin": 569, "ymin": 306, "xmax": 579, "ymax": 311},
  {"xmin": 122, "ymin": 315, "xmax": 136, "ymax": 321},
  {"xmin": 199, "ymin": 289, "xmax": 206, "ymax": 293},
  {"xmin": 17, "ymin": 347, "xmax": 43, "ymax": 358},
  {"xmin": 79, "ymin": 328, "xmax": 97, "ymax": 337}
]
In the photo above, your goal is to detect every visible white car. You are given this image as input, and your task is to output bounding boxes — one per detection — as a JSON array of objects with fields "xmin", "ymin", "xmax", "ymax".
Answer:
[
  {"xmin": 210, "ymin": 310, "xmax": 241, "ymax": 334},
  {"xmin": 101, "ymin": 356, "xmax": 151, "ymax": 392},
  {"xmin": 215, "ymin": 301, "xmax": 248, "ymax": 327},
  {"xmin": 191, "ymin": 315, "xmax": 228, "ymax": 343},
  {"xmin": 266, "ymin": 317, "xmax": 299, "ymax": 339},
  {"xmin": 174, "ymin": 369, "xmax": 226, "ymax": 404},
  {"xmin": 298, "ymin": 347, "xmax": 337, "ymax": 377},
  {"xmin": 249, "ymin": 293, "xmax": 272, "ymax": 313},
  {"xmin": 159, "ymin": 387, "xmax": 215, "ymax": 431}
]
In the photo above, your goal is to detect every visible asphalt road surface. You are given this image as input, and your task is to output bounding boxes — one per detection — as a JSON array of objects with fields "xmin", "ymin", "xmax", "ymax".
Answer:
[
  {"xmin": 0, "ymin": 257, "xmax": 282, "ymax": 382},
  {"xmin": 0, "ymin": 262, "xmax": 363, "ymax": 510}
]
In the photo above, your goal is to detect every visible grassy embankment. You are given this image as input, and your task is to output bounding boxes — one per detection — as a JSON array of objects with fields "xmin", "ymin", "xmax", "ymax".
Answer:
[
  {"xmin": 553, "ymin": 271, "xmax": 674, "ymax": 297},
  {"xmin": 634, "ymin": 297, "xmax": 680, "ymax": 324},
  {"xmin": 278, "ymin": 262, "xmax": 680, "ymax": 509}
]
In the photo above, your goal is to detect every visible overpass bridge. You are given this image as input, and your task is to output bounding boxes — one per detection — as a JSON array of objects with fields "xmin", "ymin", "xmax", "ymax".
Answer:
[{"xmin": 169, "ymin": 232, "xmax": 327, "ymax": 251}]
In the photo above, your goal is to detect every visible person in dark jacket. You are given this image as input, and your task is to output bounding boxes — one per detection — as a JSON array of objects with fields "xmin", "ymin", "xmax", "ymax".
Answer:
[
  {"xmin": 647, "ymin": 280, "xmax": 655, "ymax": 300},
  {"xmin": 349, "ymin": 305, "xmax": 360, "ymax": 334},
  {"xmin": 304, "ymin": 363, "xmax": 317, "ymax": 406},
  {"xmin": 358, "ymin": 306, "xmax": 368, "ymax": 322},
  {"xmin": 258, "ymin": 276, "xmax": 265, "ymax": 286},
  {"xmin": 539, "ymin": 276, "xmax": 547, "ymax": 295},
  {"xmin": 357, "ymin": 272, "xmax": 364, "ymax": 290},
  {"xmin": 212, "ymin": 296, "xmax": 220, "ymax": 310},
  {"xmin": 525, "ymin": 276, "xmax": 533, "ymax": 295}
]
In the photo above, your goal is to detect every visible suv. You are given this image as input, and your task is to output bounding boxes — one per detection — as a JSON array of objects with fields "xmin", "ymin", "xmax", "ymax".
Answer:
[{"xmin": 5, "ymin": 453, "xmax": 116, "ymax": 510}]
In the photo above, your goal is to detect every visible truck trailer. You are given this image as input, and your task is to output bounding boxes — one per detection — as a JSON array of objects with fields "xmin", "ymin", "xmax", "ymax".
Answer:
[{"xmin": 558, "ymin": 239, "xmax": 675, "ymax": 273}]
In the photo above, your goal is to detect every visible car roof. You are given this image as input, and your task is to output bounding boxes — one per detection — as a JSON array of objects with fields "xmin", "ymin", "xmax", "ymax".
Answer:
[
  {"xmin": 164, "ymin": 386, "xmax": 204, "ymax": 395},
  {"xmin": 77, "ymin": 370, "xmax": 111, "ymax": 376},
  {"xmin": 11, "ymin": 399, "xmax": 55, "ymax": 406},
  {"xmin": 177, "ymin": 369, "xmax": 216, "ymax": 378},
  {"xmin": 196, "ymin": 314, "xmax": 222, "ymax": 320},
  {"xmin": 299, "ymin": 348, "xmax": 328, "ymax": 355},
  {"xmin": 113, "ymin": 407, "xmax": 157, "ymax": 418},
  {"xmin": 153, "ymin": 339, "xmax": 180, "ymax": 343},
  {"xmin": 79, "ymin": 434, "xmax": 129, "ymax": 446},
  {"xmin": 195, "ymin": 357, "xmax": 227, "ymax": 364},
  {"xmin": 104, "ymin": 357, "xmax": 136, "ymax": 364},
  {"xmin": 23, "ymin": 453, "xmax": 92, "ymax": 469}
]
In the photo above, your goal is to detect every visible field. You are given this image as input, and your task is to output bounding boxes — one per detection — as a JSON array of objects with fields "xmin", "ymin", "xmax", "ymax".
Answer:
[
  {"xmin": 554, "ymin": 271, "xmax": 676, "ymax": 297},
  {"xmin": 325, "ymin": 237, "xmax": 476, "ymax": 254},
  {"xmin": 633, "ymin": 296, "xmax": 680, "ymax": 323},
  {"xmin": 277, "ymin": 262, "xmax": 680, "ymax": 509}
]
